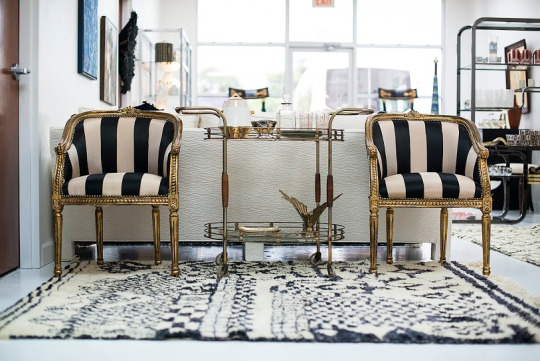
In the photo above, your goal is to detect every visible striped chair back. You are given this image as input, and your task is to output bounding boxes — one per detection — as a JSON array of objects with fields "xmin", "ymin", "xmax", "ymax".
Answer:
[
  {"xmin": 371, "ymin": 118, "xmax": 479, "ymax": 181},
  {"xmin": 63, "ymin": 116, "xmax": 175, "ymax": 181}
]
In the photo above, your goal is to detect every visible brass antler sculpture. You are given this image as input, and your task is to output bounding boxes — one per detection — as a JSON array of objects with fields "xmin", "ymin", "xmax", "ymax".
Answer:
[{"xmin": 279, "ymin": 190, "xmax": 342, "ymax": 232}]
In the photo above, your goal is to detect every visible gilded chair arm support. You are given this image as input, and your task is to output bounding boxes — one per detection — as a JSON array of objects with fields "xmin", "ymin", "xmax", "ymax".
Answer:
[
  {"xmin": 52, "ymin": 148, "xmax": 66, "ymax": 206},
  {"xmin": 171, "ymin": 115, "xmax": 183, "ymax": 153}
]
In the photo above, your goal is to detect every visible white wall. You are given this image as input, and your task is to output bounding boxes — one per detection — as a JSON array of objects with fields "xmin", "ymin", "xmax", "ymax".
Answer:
[{"xmin": 20, "ymin": 0, "xmax": 119, "ymax": 267}]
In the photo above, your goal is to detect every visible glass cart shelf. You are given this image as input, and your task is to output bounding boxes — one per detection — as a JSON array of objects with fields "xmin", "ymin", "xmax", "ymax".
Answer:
[{"xmin": 204, "ymin": 222, "xmax": 345, "ymax": 244}]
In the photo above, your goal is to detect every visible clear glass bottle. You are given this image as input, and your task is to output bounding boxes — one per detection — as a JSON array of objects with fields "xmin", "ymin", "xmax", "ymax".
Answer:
[{"xmin": 277, "ymin": 93, "xmax": 296, "ymax": 129}]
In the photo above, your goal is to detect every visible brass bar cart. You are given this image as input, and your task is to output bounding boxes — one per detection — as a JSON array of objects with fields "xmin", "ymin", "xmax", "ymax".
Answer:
[{"xmin": 176, "ymin": 107, "xmax": 373, "ymax": 277}]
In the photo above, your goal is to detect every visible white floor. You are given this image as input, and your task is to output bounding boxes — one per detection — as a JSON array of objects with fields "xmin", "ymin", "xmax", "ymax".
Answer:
[{"xmin": 1, "ymin": 213, "xmax": 540, "ymax": 361}]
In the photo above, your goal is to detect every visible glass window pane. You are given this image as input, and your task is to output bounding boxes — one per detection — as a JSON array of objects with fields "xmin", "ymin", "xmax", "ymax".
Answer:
[
  {"xmin": 289, "ymin": 0, "xmax": 353, "ymax": 43},
  {"xmin": 198, "ymin": 46, "xmax": 285, "ymax": 111},
  {"xmin": 356, "ymin": 48, "xmax": 442, "ymax": 113},
  {"xmin": 357, "ymin": 0, "xmax": 441, "ymax": 45},
  {"xmin": 292, "ymin": 51, "xmax": 350, "ymax": 111},
  {"xmin": 198, "ymin": 0, "xmax": 285, "ymax": 43}
]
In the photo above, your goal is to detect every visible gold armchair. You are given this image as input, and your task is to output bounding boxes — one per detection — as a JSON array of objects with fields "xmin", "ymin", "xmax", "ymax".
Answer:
[
  {"xmin": 365, "ymin": 111, "xmax": 492, "ymax": 275},
  {"xmin": 51, "ymin": 107, "xmax": 183, "ymax": 277}
]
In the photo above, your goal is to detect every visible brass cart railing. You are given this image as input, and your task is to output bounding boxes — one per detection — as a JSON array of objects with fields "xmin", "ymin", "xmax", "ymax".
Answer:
[{"xmin": 176, "ymin": 106, "xmax": 373, "ymax": 277}]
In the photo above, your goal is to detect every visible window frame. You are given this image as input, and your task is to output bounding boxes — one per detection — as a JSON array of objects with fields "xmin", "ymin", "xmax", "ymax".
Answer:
[{"xmin": 196, "ymin": 0, "xmax": 444, "ymax": 112}]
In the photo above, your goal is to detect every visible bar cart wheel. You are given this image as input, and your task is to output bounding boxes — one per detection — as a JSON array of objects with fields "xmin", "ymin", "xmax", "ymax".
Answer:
[
  {"xmin": 217, "ymin": 264, "xmax": 229, "ymax": 278},
  {"xmin": 215, "ymin": 252, "xmax": 228, "ymax": 265},
  {"xmin": 309, "ymin": 251, "xmax": 322, "ymax": 266},
  {"xmin": 327, "ymin": 264, "xmax": 335, "ymax": 277}
]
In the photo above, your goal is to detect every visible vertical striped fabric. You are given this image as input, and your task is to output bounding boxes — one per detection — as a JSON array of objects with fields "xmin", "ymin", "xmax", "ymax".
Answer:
[
  {"xmin": 64, "ymin": 116, "xmax": 174, "ymax": 180},
  {"xmin": 372, "ymin": 119, "xmax": 479, "ymax": 181},
  {"xmin": 61, "ymin": 116, "xmax": 175, "ymax": 196}
]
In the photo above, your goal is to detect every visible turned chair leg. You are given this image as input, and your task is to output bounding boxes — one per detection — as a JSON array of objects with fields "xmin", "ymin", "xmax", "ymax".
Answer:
[
  {"xmin": 169, "ymin": 210, "xmax": 179, "ymax": 277},
  {"xmin": 95, "ymin": 206, "xmax": 104, "ymax": 265},
  {"xmin": 439, "ymin": 207, "xmax": 448, "ymax": 264},
  {"xmin": 369, "ymin": 208, "xmax": 379, "ymax": 274},
  {"xmin": 481, "ymin": 210, "xmax": 491, "ymax": 276},
  {"xmin": 53, "ymin": 207, "xmax": 63, "ymax": 277},
  {"xmin": 386, "ymin": 208, "xmax": 394, "ymax": 264},
  {"xmin": 152, "ymin": 206, "xmax": 162, "ymax": 265}
]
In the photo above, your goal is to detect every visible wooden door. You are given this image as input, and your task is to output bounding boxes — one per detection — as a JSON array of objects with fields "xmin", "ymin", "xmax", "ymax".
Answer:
[{"xmin": 0, "ymin": 0, "xmax": 20, "ymax": 276}]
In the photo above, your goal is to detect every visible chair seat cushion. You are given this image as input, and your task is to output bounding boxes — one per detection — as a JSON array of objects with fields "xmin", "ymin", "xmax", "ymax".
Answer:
[
  {"xmin": 379, "ymin": 172, "xmax": 481, "ymax": 199},
  {"xmin": 62, "ymin": 173, "xmax": 169, "ymax": 196}
]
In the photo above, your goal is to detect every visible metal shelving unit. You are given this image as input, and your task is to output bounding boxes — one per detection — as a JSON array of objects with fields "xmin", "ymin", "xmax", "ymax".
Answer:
[
  {"xmin": 457, "ymin": 17, "xmax": 540, "ymax": 123},
  {"xmin": 138, "ymin": 29, "xmax": 192, "ymax": 112}
]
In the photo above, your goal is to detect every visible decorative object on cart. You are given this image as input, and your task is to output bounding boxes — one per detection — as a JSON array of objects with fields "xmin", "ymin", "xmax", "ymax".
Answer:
[
  {"xmin": 118, "ymin": 11, "xmax": 138, "ymax": 94},
  {"xmin": 77, "ymin": 0, "xmax": 98, "ymax": 79},
  {"xmin": 378, "ymin": 88, "xmax": 417, "ymax": 112},
  {"xmin": 222, "ymin": 94, "xmax": 252, "ymax": 127},
  {"xmin": 453, "ymin": 224, "xmax": 540, "ymax": 267},
  {"xmin": 276, "ymin": 93, "xmax": 296, "ymax": 129},
  {"xmin": 505, "ymin": 39, "xmax": 530, "ymax": 113},
  {"xmin": 430, "ymin": 58, "xmax": 439, "ymax": 114},
  {"xmin": 51, "ymin": 107, "xmax": 183, "ymax": 278},
  {"xmin": 1, "ymin": 259, "xmax": 539, "ymax": 343},
  {"xmin": 250, "ymin": 119, "xmax": 276, "ymax": 138},
  {"xmin": 279, "ymin": 190, "xmax": 342, "ymax": 233},
  {"xmin": 229, "ymin": 87, "xmax": 269, "ymax": 112},
  {"xmin": 365, "ymin": 111, "xmax": 492, "ymax": 275},
  {"xmin": 99, "ymin": 16, "xmax": 118, "ymax": 106}
]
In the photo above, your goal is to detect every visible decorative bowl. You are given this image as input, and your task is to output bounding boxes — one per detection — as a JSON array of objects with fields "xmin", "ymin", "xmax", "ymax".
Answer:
[
  {"xmin": 251, "ymin": 120, "xmax": 277, "ymax": 137},
  {"xmin": 221, "ymin": 126, "xmax": 252, "ymax": 139}
]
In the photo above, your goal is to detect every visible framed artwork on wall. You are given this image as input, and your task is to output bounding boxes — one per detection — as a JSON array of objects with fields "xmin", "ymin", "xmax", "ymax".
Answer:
[
  {"xmin": 77, "ymin": 0, "xmax": 98, "ymax": 79},
  {"xmin": 505, "ymin": 39, "xmax": 529, "ymax": 113},
  {"xmin": 100, "ymin": 16, "xmax": 118, "ymax": 105}
]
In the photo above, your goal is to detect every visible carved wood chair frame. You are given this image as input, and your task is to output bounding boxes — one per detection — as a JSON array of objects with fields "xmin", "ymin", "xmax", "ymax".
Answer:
[
  {"xmin": 51, "ymin": 107, "xmax": 183, "ymax": 277},
  {"xmin": 365, "ymin": 111, "xmax": 492, "ymax": 275}
]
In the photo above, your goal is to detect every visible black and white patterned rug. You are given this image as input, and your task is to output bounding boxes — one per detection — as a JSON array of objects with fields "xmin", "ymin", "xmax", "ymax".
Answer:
[
  {"xmin": 452, "ymin": 224, "xmax": 540, "ymax": 267},
  {"xmin": 1, "ymin": 259, "xmax": 539, "ymax": 343}
]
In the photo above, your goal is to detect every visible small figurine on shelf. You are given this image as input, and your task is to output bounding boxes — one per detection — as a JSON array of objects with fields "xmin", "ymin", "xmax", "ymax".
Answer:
[{"xmin": 279, "ymin": 190, "xmax": 342, "ymax": 232}]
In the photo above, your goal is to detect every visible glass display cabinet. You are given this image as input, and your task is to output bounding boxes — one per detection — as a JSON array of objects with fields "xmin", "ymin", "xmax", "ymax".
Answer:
[{"xmin": 138, "ymin": 28, "xmax": 192, "ymax": 112}]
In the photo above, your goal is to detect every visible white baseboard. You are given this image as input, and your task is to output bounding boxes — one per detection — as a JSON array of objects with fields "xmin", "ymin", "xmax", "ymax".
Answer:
[{"xmin": 41, "ymin": 240, "xmax": 54, "ymax": 267}]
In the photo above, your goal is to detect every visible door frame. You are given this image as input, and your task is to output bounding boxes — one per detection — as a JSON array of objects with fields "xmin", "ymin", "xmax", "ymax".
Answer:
[{"xmin": 19, "ymin": 0, "xmax": 42, "ymax": 268}]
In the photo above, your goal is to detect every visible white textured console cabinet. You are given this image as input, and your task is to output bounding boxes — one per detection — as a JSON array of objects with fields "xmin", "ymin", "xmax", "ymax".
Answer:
[{"xmin": 50, "ymin": 125, "xmax": 449, "ymax": 261}]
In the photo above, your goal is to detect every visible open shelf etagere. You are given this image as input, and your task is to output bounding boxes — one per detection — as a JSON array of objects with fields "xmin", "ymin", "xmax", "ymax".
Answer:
[
  {"xmin": 176, "ymin": 107, "xmax": 373, "ymax": 278},
  {"xmin": 457, "ymin": 17, "xmax": 540, "ymax": 123}
]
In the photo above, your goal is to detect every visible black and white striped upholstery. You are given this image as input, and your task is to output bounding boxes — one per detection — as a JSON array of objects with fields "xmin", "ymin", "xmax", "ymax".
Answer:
[
  {"xmin": 62, "ymin": 116, "xmax": 174, "ymax": 196},
  {"xmin": 372, "ymin": 119, "xmax": 481, "ymax": 199}
]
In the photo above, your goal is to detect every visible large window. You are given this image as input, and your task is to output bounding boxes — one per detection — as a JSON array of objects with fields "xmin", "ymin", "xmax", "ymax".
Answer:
[{"xmin": 198, "ymin": 0, "xmax": 442, "ymax": 114}]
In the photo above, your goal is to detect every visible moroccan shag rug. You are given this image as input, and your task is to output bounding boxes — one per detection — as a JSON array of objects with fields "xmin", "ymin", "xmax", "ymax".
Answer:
[
  {"xmin": 452, "ymin": 224, "xmax": 540, "ymax": 267},
  {"xmin": 1, "ymin": 259, "xmax": 539, "ymax": 343}
]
